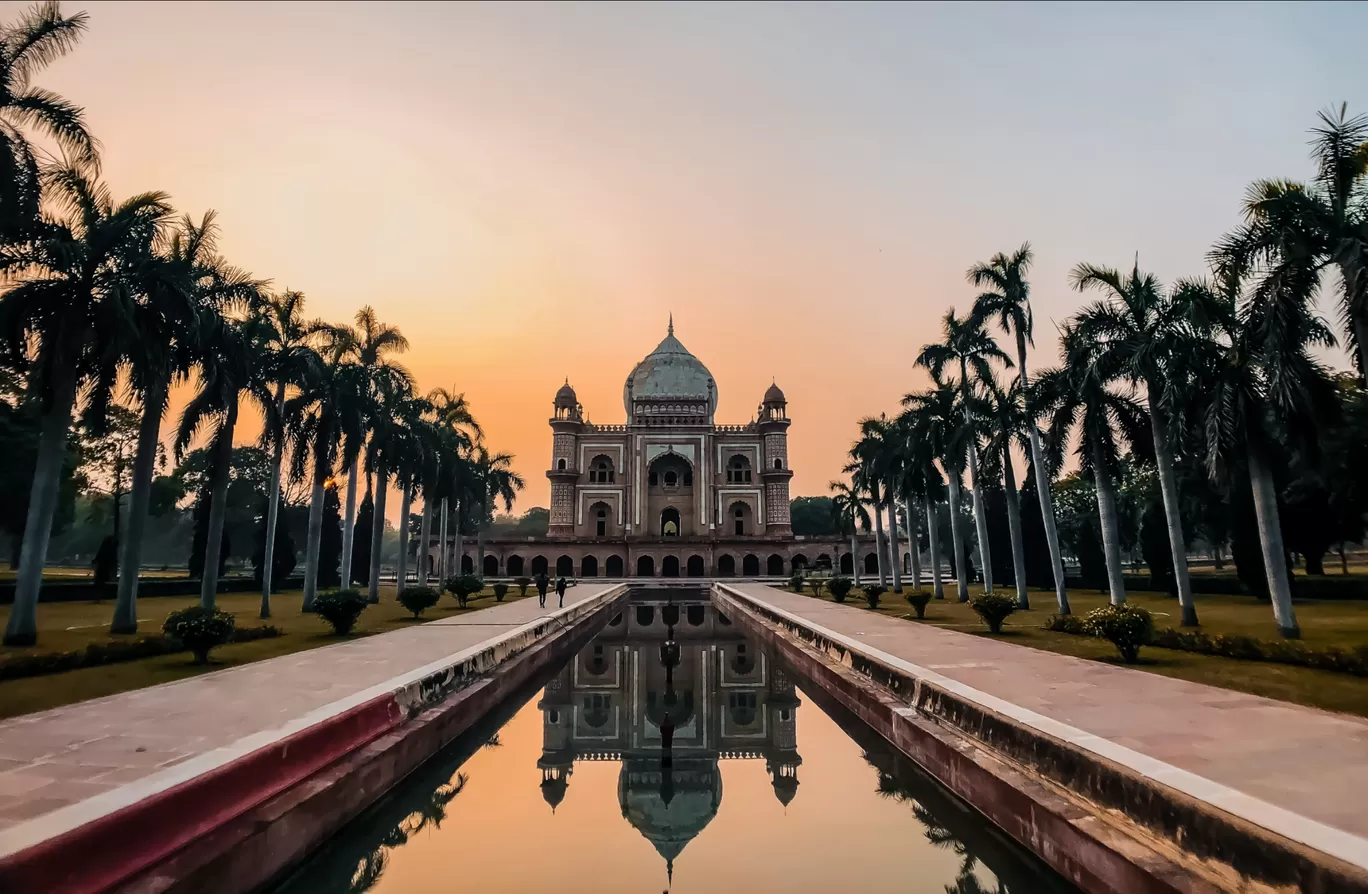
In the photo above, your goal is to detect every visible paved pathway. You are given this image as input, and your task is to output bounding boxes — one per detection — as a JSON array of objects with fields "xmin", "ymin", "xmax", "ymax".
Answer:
[
  {"xmin": 0, "ymin": 585, "xmax": 619, "ymax": 838},
  {"xmin": 720, "ymin": 584, "xmax": 1368, "ymax": 858}
]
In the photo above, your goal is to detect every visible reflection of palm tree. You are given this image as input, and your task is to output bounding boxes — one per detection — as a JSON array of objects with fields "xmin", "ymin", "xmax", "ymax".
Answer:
[
  {"xmin": 346, "ymin": 851, "xmax": 387, "ymax": 894},
  {"xmin": 404, "ymin": 772, "xmax": 469, "ymax": 836}
]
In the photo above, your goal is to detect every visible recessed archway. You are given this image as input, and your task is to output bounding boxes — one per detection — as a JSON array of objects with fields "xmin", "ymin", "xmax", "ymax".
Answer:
[
  {"xmin": 791, "ymin": 554, "xmax": 808, "ymax": 572},
  {"xmin": 582, "ymin": 555, "xmax": 598, "ymax": 577},
  {"xmin": 742, "ymin": 554, "xmax": 760, "ymax": 576},
  {"xmin": 662, "ymin": 555, "xmax": 680, "ymax": 577},
  {"xmin": 556, "ymin": 556, "xmax": 574, "ymax": 576},
  {"xmin": 839, "ymin": 553, "xmax": 853, "ymax": 575},
  {"xmin": 717, "ymin": 555, "xmax": 736, "ymax": 577},
  {"xmin": 531, "ymin": 555, "xmax": 548, "ymax": 576},
  {"xmin": 507, "ymin": 555, "xmax": 524, "ymax": 577},
  {"xmin": 606, "ymin": 555, "xmax": 624, "ymax": 577},
  {"xmin": 461, "ymin": 554, "xmax": 473, "ymax": 574},
  {"xmin": 482, "ymin": 555, "xmax": 498, "ymax": 577},
  {"xmin": 637, "ymin": 555, "xmax": 655, "ymax": 577},
  {"xmin": 767, "ymin": 554, "xmax": 785, "ymax": 576},
  {"xmin": 864, "ymin": 553, "xmax": 879, "ymax": 574},
  {"xmin": 660, "ymin": 507, "xmax": 681, "ymax": 537},
  {"xmin": 687, "ymin": 555, "xmax": 705, "ymax": 577}
]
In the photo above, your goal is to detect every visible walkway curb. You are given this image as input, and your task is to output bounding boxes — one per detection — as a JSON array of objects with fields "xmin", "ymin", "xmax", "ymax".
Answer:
[{"xmin": 0, "ymin": 586, "xmax": 626, "ymax": 894}]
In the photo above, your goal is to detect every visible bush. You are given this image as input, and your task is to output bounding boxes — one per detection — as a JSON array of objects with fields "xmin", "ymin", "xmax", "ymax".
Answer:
[
  {"xmin": 1043, "ymin": 613, "xmax": 1087, "ymax": 634},
  {"xmin": 315, "ymin": 589, "xmax": 369, "ymax": 635},
  {"xmin": 971, "ymin": 592, "xmax": 1018, "ymax": 634},
  {"xmin": 0, "ymin": 625, "xmax": 279, "ymax": 681},
  {"xmin": 905, "ymin": 591, "xmax": 931, "ymax": 619},
  {"xmin": 1084, "ymin": 604, "xmax": 1154, "ymax": 662},
  {"xmin": 861, "ymin": 584, "xmax": 887, "ymax": 609},
  {"xmin": 162, "ymin": 606, "xmax": 237, "ymax": 664},
  {"xmin": 1148, "ymin": 628, "xmax": 1368, "ymax": 676},
  {"xmin": 398, "ymin": 585, "xmax": 440, "ymax": 618},
  {"xmin": 493, "ymin": 582, "xmax": 509, "ymax": 602},
  {"xmin": 515, "ymin": 576, "xmax": 533, "ymax": 597},
  {"xmin": 789, "ymin": 572, "xmax": 806, "ymax": 593},
  {"xmin": 444, "ymin": 574, "xmax": 485, "ymax": 608},
  {"xmin": 807, "ymin": 577, "xmax": 826, "ymax": 598},
  {"xmin": 828, "ymin": 576, "xmax": 853, "ymax": 603}
]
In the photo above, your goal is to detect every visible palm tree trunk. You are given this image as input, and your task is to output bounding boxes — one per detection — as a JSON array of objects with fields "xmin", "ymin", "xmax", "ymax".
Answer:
[
  {"xmin": 1147, "ymin": 391, "xmax": 1197, "ymax": 626},
  {"xmin": 886, "ymin": 493, "xmax": 902, "ymax": 593},
  {"xmin": 301, "ymin": 461, "xmax": 326, "ymax": 612},
  {"xmin": 872, "ymin": 501, "xmax": 888, "ymax": 587},
  {"xmin": 200, "ymin": 405, "xmax": 238, "ymax": 610},
  {"xmin": 396, "ymin": 481, "xmax": 413, "ymax": 592},
  {"xmin": 1001, "ymin": 444, "xmax": 1029, "ymax": 610},
  {"xmin": 367, "ymin": 459, "xmax": 387, "ymax": 604},
  {"xmin": 340, "ymin": 461, "xmax": 359, "ymax": 586},
  {"xmin": 945, "ymin": 470, "xmax": 970, "ymax": 602},
  {"xmin": 4, "ymin": 363, "xmax": 78, "ymax": 646},
  {"xmin": 112, "ymin": 376, "xmax": 167, "ymax": 634},
  {"xmin": 454, "ymin": 499, "xmax": 464, "ymax": 575},
  {"xmin": 1090, "ymin": 441, "xmax": 1127, "ymax": 606},
  {"xmin": 850, "ymin": 532, "xmax": 860, "ymax": 585},
  {"xmin": 438, "ymin": 497, "xmax": 449, "ymax": 582},
  {"xmin": 965, "ymin": 438, "xmax": 994, "ymax": 595},
  {"xmin": 477, "ymin": 496, "xmax": 487, "ymax": 578},
  {"xmin": 1017, "ymin": 335, "xmax": 1070, "ymax": 614},
  {"xmin": 905, "ymin": 498, "xmax": 922, "ymax": 591},
  {"xmin": 417, "ymin": 486, "xmax": 432, "ymax": 586},
  {"xmin": 924, "ymin": 494, "xmax": 943, "ymax": 600},
  {"xmin": 1248, "ymin": 444, "xmax": 1300, "ymax": 638},
  {"xmin": 259, "ymin": 379, "xmax": 288, "ymax": 619}
]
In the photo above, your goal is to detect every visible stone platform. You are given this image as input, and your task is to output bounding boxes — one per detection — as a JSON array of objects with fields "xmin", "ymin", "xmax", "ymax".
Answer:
[
  {"xmin": 0, "ymin": 584, "xmax": 626, "ymax": 892},
  {"xmin": 715, "ymin": 583, "xmax": 1368, "ymax": 889}
]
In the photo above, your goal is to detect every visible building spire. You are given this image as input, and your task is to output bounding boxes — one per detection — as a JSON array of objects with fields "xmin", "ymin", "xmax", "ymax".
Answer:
[{"xmin": 668, "ymin": 312, "xmax": 674, "ymax": 336}]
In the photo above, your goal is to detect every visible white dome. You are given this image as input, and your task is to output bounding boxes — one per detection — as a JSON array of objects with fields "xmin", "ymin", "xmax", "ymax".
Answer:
[{"xmin": 623, "ymin": 321, "xmax": 717, "ymax": 418}]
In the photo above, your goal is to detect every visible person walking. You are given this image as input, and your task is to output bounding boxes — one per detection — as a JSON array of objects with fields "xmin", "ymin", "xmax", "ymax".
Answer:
[
  {"xmin": 555, "ymin": 574, "xmax": 576, "ymax": 607},
  {"xmin": 535, "ymin": 572, "xmax": 549, "ymax": 608}
]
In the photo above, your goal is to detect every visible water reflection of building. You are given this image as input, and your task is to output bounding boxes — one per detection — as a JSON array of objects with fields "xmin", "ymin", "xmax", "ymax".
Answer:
[{"xmin": 537, "ymin": 597, "xmax": 802, "ymax": 877}]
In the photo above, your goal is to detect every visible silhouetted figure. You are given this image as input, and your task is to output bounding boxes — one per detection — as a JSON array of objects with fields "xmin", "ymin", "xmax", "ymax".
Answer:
[
  {"xmin": 555, "ymin": 574, "xmax": 576, "ymax": 607},
  {"xmin": 535, "ymin": 572, "xmax": 549, "ymax": 607}
]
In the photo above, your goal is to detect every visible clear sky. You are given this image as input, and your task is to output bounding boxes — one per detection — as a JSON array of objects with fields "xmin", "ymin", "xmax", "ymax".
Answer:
[{"xmin": 10, "ymin": 1, "xmax": 1368, "ymax": 511}]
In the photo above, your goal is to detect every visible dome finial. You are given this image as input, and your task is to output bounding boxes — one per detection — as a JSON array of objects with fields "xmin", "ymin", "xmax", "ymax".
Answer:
[{"xmin": 668, "ymin": 312, "xmax": 674, "ymax": 336}]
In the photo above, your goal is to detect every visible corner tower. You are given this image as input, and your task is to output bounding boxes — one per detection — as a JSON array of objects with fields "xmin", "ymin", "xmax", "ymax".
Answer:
[
  {"xmin": 758, "ymin": 381, "xmax": 792, "ymax": 536},
  {"xmin": 548, "ymin": 380, "xmax": 582, "ymax": 538}
]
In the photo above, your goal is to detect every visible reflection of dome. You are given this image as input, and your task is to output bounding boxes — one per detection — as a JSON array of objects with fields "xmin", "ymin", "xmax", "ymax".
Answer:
[
  {"xmin": 555, "ymin": 379, "xmax": 578, "ymax": 409},
  {"xmin": 764, "ymin": 381, "xmax": 786, "ymax": 404},
  {"xmin": 541, "ymin": 774, "xmax": 569, "ymax": 810},
  {"xmin": 771, "ymin": 773, "xmax": 799, "ymax": 807},
  {"xmin": 618, "ymin": 761, "xmax": 721, "ymax": 866},
  {"xmin": 623, "ymin": 318, "xmax": 717, "ymax": 416}
]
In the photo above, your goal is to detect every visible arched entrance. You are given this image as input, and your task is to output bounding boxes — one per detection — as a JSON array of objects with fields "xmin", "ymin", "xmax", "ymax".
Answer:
[
  {"xmin": 582, "ymin": 555, "xmax": 598, "ymax": 577},
  {"xmin": 717, "ymin": 555, "xmax": 735, "ymax": 577},
  {"xmin": 556, "ymin": 555, "xmax": 574, "ymax": 576},
  {"xmin": 743, "ymin": 554, "xmax": 760, "ymax": 576},
  {"xmin": 687, "ymin": 555, "xmax": 705, "ymax": 577},
  {"xmin": 662, "ymin": 555, "xmax": 680, "ymax": 577},
  {"xmin": 461, "ymin": 554, "xmax": 473, "ymax": 574},
  {"xmin": 840, "ymin": 553, "xmax": 853, "ymax": 575},
  {"xmin": 767, "ymin": 554, "xmax": 784, "ymax": 576},
  {"xmin": 864, "ymin": 553, "xmax": 878, "ymax": 574},
  {"xmin": 791, "ymin": 555, "xmax": 807, "ymax": 572},
  {"xmin": 507, "ymin": 555, "xmax": 524, "ymax": 576},
  {"xmin": 482, "ymin": 555, "xmax": 498, "ymax": 577},
  {"xmin": 637, "ymin": 555, "xmax": 655, "ymax": 577},
  {"xmin": 531, "ymin": 555, "xmax": 548, "ymax": 576},
  {"xmin": 660, "ymin": 507, "xmax": 681, "ymax": 537},
  {"xmin": 606, "ymin": 555, "xmax": 624, "ymax": 577}
]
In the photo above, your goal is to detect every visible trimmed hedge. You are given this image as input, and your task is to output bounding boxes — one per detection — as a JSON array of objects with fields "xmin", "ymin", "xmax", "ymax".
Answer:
[
  {"xmin": 1044, "ymin": 614, "xmax": 1368, "ymax": 676},
  {"xmin": 1064, "ymin": 573, "xmax": 1368, "ymax": 601},
  {"xmin": 0, "ymin": 575, "xmax": 305, "ymax": 606},
  {"xmin": 0, "ymin": 625, "xmax": 280, "ymax": 681}
]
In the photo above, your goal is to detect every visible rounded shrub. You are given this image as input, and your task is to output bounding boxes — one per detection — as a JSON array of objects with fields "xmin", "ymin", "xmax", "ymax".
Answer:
[
  {"xmin": 789, "ymin": 571, "xmax": 806, "ymax": 593},
  {"xmin": 493, "ymin": 582, "xmax": 509, "ymax": 602},
  {"xmin": 398, "ymin": 585, "xmax": 440, "ymax": 619},
  {"xmin": 163, "ymin": 606, "xmax": 236, "ymax": 664},
  {"xmin": 316, "ymin": 589, "xmax": 369, "ymax": 635},
  {"xmin": 1084, "ymin": 604, "xmax": 1154, "ymax": 662},
  {"xmin": 444, "ymin": 574, "xmax": 485, "ymax": 608},
  {"xmin": 515, "ymin": 576, "xmax": 533, "ymax": 597},
  {"xmin": 971, "ymin": 592, "xmax": 1018, "ymax": 633},
  {"xmin": 828, "ymin": 576, "xmax": 853, "ymax": 603},
  {"xmin": 861, "ymin": 584, "xmax": 887, "ymax": 609},
  {"xmin": 807, "ymin": 577, "xmax": 826, "ymax": 598},
  {"xmin": 905, "ymin": 591, "xmax": 931, "ymax": 619}
]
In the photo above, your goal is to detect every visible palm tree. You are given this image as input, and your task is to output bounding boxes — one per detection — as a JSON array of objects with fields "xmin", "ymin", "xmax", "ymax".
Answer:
[
  {"xmin": 971, "ymin": 376, "xmax": 1031, "ymax": 608},
  {"xmin": 474, "ymin": 444, "xmax": 524, "ymax": 579},
  {"xmin": 903, "ymin": 383, "xmax": 972, "ymax": 601},
  {"xmin": 970, "ymin": 244, "xmax": 1070, "ymax": 612},
  {"xmin": 340, "ymin": 307, "xmax": 409, "ymax": 587},
  {"xmin": 1187, "ymin": 263, "xmax": 1338, "ymax": 638},
  {"xmin": 0, "ymin": 168, "xmax": 171, "ymax": 645},
  {"xmin": 852, "ymin": 415, "xmax": 903, "ymax": 592},
  {"xmin": 1215, "ymin": 106, "xmax": 1368, "ymax": 380},
  {"xmin": 829, "ymin": 478, "xmax": 870, "ymax": 584},
  {"xmin": 286, "ymin": 326, "xmax": 368, "ymax": 611},
  {"xmin": 1070, "ymin": 260, "xmax": 1202, "ymax": 626},
  {"xmin": 917, "ymin": 309, "xmax": 1011, "ymax": 595},
  {"xmin": 389, "ymin": 394, "xmax": 434, "ymax": 593},
  {"xmin": 363, "ymin": 367, "xmax": 413, "ymax": 603},
  {"xmin": 424, "ymin": 388, "xmax": 479, "ymax": 583},
  {"xmin": 1035, "ymin": 324, "xmax": 1151, "ymax": 606},
  {"xmin": 0, "ymin": 1, "xmax": 99, "ymax": 239},
  {"xmin": 895, "ymin": 406, "xmax": 948, "ymax": 599},
  {"xmin": 256, "ymin": 289, "xmax": 312, "ymax": 617},
  {"xmin": 111, "ymin": 212, "xmax": 254, "ymax": 632},
  {"xmin": 175, "ymin": 311, "xmax": 274, "ymax": 608}
]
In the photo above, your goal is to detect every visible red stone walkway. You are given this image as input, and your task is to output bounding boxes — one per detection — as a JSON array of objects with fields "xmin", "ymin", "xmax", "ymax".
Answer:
[
  {"xmin": 0, "ymin": 584, "xmax": 622, "ymax": 861},
  {"xmin": 719, "ymin": 583, "xmax": 1368, "ymax": 872}
]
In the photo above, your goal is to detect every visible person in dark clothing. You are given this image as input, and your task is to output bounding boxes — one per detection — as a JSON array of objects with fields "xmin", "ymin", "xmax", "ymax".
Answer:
[
  {"xmin": 535, "ymin": 572, "xmax": 549, "ymax": 608},
  {"xmin": 555, "ymin": 575, "xmax": 576, "ymax": 607}
]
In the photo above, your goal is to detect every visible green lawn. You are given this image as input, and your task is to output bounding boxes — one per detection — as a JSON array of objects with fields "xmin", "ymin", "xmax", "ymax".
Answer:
[
  {"xmin": 0, "ymin": 586, "xmax": 525, "ymax": 719},
  {"xmin": 796, "ymin": 583, "xmax": 1368, "ymax": 718}
]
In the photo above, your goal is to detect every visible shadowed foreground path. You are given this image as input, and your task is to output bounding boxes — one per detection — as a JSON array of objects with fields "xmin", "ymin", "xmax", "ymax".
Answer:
[
  {"xmin": 0, "ymin": 584, "xmax": 621, "ymax": 855},
  {"xmin": 719, "ymin": 583, "xmax": 1368, "ymax": 869}
]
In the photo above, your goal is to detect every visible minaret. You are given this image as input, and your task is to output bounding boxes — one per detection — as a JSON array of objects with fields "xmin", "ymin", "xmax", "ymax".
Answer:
[
  {"xmin": 758, "ymin": 380, "xmax": 792, "ymax": 536},
  {"xmin": 537, "ymin": 666, "xmax": 575, "ymax": 811},
  {"xmin": 765, "ymin": 666, "xmax": 802, "ymax": 807},
  {"xmin": 547, "ymin": 379, "xmax": 582, "ymax": 538}
]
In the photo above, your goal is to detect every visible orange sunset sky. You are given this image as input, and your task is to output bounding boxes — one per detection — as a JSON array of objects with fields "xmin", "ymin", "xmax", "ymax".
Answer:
[{"xmin": 8, "ymin": 1, "xmax": 1366, "ymax": 513}]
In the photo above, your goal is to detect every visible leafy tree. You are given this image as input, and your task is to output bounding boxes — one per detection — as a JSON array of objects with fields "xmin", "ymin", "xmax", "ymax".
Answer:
[
  {"xmin": 318, "ymin": 484, "xmax": 342, "ymax": 589},
  {"xmin": 0, "ymin": 390, "xmax": 79, "ymax": 567},
  {"xmin": 351, "ymin": 491, "xmax": 373, "ymax": 588},
  {"xmin": 188, "ymin": 485, "xmax": 228, "ymax": 582},
  {"xmin": 252, "ymin": 499, "xmax": 297, "ymax": 592},
  {"xmin": 789, "ymin": 496, "xmax": 836, "ymax": 536}
]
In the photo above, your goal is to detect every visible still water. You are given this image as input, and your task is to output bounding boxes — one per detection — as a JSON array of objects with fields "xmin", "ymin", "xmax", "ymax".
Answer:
[{"xmin": 274, "ymin": 595, "xmax": 1076, "ymax": 893}]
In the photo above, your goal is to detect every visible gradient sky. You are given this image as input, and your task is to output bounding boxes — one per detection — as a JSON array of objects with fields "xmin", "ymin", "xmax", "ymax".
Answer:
[{"xmin": 10, "ymin": 1, "xmax": 1368, "ymax": 511}]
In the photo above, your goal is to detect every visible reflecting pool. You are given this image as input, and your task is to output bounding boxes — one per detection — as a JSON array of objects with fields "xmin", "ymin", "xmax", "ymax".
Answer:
[{"xmin": 273, "ymin": 594, "xmax": 1076, "ymax": 893}]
